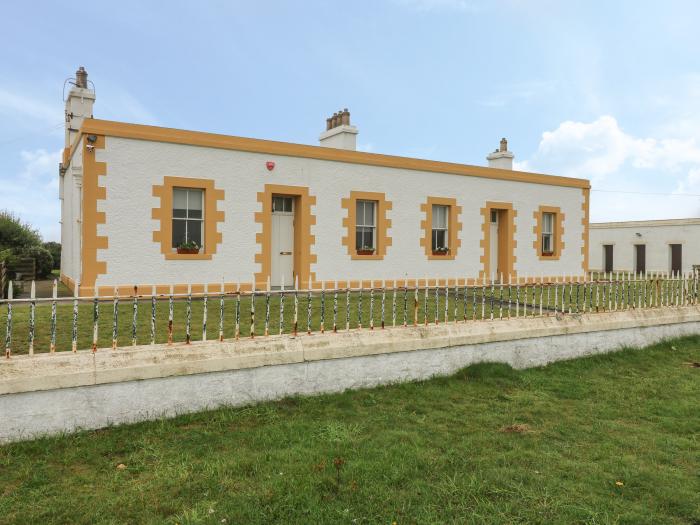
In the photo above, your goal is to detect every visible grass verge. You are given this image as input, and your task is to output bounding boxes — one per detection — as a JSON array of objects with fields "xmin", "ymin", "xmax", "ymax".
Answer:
[{"xmin": 0, "ymin": 337, "xmax": 698, "ymax": 524}]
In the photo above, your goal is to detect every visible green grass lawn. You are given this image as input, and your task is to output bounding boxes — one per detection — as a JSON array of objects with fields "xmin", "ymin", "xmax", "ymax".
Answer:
[
  {"xmin": 0, "ymin": 336, "xmax": 698, "ymax": 524},
  {"xmin": 2, "ymin": 278, "xmax": 692, "ymax": 355}
]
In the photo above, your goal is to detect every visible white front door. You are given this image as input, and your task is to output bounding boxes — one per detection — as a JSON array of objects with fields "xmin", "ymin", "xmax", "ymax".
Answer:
[
  {"xmin": 271, "ymin": 196, "xmax": 294, "ymax": 288},
  {"xmin": 489, "ymin": 210, "xmax": 499, "ymax": 279}
]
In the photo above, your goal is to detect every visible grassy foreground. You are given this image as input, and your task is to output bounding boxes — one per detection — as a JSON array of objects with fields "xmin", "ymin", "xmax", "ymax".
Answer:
[{"xmin": 1, "ymin": 338, "xmax": 699, "ymax": 524}]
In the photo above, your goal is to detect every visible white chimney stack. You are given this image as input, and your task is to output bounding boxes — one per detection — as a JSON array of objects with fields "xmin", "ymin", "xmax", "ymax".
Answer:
[
  {"xmin": 64, "ymin": 66, "xmax": 95, "ymax": 150},
  {"xmin": 319, "ymin": 108, "xmax": 358, "ymax": 150},
  {"xmin": 486, "ymin": 137, "xmax": 514, "ymax": 170}
]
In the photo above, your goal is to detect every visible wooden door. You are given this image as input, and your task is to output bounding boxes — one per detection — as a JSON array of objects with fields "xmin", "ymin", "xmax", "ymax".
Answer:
[
  {"xmin": 635, "ymin": 245, "xmax": 646, "ymax": 273},
  {"xmin": 670, "ymin": 244, "xmax": 682, "ymax": 275},
  {"xmin": 604, "ymin": 245, "xmax": 614, "ymax": 273},
  {"xmin": 271, "ymin": 196, "xmax": 295, "ymax": 288}
]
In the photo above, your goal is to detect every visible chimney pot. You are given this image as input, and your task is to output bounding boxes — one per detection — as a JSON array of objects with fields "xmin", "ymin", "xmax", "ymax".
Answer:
[
  {"xmin": 319, "ymin": 107, "xmax": 358, "ymax": 150},
  {"xmin": 499, "ymin": 137, "xmax": 508, "ymax": 152},
  {"xmin": 75, "ymin": 66, "xmax": 88, "ymax": 89}
]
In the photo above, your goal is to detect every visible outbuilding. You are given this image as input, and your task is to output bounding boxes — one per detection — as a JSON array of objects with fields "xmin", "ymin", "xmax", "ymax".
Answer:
[{"xmin": 589, "ymin": 218, "xmax": 700, "ymax": 275}]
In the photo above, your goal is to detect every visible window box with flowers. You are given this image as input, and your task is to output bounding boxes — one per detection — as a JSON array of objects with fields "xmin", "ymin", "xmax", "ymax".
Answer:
[
  {"xmin": 176, "ymin": 240, "xmax": 200, "ymax": 255},
  {"xmin": 357, "ymin": 246, "xmax": 376, "ymax": 256},
  {"xmin": 432, "ymin": 246, "xmax": 450, "ymax": 256}
]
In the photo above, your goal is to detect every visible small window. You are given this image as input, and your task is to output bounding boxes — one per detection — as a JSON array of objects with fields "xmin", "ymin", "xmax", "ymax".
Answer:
[
  {"xmin": 541, "ymin": 212, "xmax": 554, "ymax": 255},
  {"xmin": 355, "ymin": 200, "xmax": 376, "ymax": 252},
  {"xmin": 172, "ymin": 188, "xmax": 204, "ymax": 249},
  {"xmin": 272, "ymin": 196, "xmax": 294, "ymax": 213},
  {"xmin": 432, "ymin": 204, "xmax": 449, "ymax": 252},
  {"xmin": 490, "ymin": 210, "xmax": 499, "ymax": 224}
]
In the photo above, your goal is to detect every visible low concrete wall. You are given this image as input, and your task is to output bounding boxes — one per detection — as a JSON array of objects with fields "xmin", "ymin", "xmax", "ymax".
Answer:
[{"xmin": 1, "ymin": 307, "xmax": 699, "ymax": 443}]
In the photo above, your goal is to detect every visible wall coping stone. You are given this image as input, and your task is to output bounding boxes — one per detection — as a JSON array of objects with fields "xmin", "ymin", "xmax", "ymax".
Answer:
[{"xmin": 2, "ymin": 306, "xmax": 699, "ymax": 396}]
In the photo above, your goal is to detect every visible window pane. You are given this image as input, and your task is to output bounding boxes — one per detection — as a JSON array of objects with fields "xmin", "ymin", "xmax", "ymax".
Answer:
[
  {"xmin": 432, "ymin": 205, "xmax": 448, "ymax": 229},
  {"xmin": 543, "ymin": 234, "xmax": 552, "ymax": 253},
  {"xmin": 365, "ymin": 202, "xmax": 375, "ymax": 226},
  {"xmin": 356, "ymin": 201, "xmax": 364, "ymax": 226},
  {"xmin": 433, "ymin": 229, "xmax": 447, "ymax": 250},
  {"xmin": 172, "ymin": 219, "xmax": 186, "ymax": 247},
  {"xmin": 187, "ymin": 219, "xmax": 203, "ymax": 246},
  {"xmin": 365, "ymin": 229, "xmax": 374, "ymax": 249},
  {"xmin": 356, "ymin": 226, "xmax": 375, "ymax": 250},
  {"xmin": 173, "ymin": 189, "xmax": 188, "ymax": 218},
  {"xmin": 543, "ymin": 213, "xmax": 553, "ymax": 234},
  {"xmin": 188, "ymin": 189, "xmax": 203, "ymax": 212}
]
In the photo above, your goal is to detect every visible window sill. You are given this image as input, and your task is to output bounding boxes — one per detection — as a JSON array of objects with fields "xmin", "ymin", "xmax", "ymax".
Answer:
[
  {"xmin": 164, "ymin": 252, "xmax": 213, "ymax": 260},
  {"xmin": 351, "ymin": 252, "xmax": 383, "ymax": 260},
  {"xmin": 431, "ymin": 250, "xmax": 450, "ymax": 256}
]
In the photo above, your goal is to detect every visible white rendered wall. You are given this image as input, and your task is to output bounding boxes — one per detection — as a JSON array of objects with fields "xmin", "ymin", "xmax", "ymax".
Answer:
[
  {"xmin": 590, "ymin": 221, "xmax": 700, "ymax": 274},
  {"xmin": 95, "ymin": 137, "xmax": 587, "ymax": 288},
  {"xmin": 60, "ymin": 146, "xmax": 82, "ymax": 283}
]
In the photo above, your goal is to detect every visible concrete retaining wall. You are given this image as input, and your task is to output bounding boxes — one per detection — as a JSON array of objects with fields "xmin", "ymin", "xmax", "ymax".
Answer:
[{"xmin": 2, "ymin": 307, "xmax": 699, "ymax": 443}]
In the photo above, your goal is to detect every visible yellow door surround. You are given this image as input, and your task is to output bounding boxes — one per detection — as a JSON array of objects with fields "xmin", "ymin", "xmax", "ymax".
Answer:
[
  {"xmin": 480, "ymin": 202, "xmax": 517, "ymax": 281},
  {"xmin": 254, "ymin": 184, "xmax": 317, "ymax": 289}
]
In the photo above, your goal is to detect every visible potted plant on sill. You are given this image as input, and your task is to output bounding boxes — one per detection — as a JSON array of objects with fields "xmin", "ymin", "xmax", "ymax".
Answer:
[
  {"xmin": 357, "ymin": 245, "xmax": 375, "ymax": 256},
  {"xmin": 176, "ymin": 240, "xmax": 200, "ymax": 255},
  {"xmin": 432, "ymin": 246, "xmax": 449, "ymax": 256}
]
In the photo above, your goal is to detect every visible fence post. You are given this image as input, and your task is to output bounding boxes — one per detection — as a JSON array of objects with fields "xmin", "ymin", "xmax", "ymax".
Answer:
[
  {"xmin": 203, "ymin": 283, "xmax": 209, "ymax": 341},
  {"xmin": 4, "ymin": 281, "xmax": 13, "ymax": 358},
  {"xmin": 50, "ymin": 280, "xmax": 57, "ymax": 353},
  {"xmin": 132, "ymin": 285, "xmax": 139, "ymax": 346},
  {"xmin": 219, "ymin": 279, "xmax": 224, "ymax": 342},
  {"xmin": 92, "ymin": 288, "xmax": 99, "ymax": 353},
  {"xmin": 151, "ymin": 285, "xmax": 157, "ymax": 345},
  {"xmin": 28, "ymin": 280, "xmax": 36, "ymax": 356},
  {"xmin": 112, "ymin": 287, "xmax": 119, "ymax": 350},
  {"xmin": 71, "ymin": 282, "xmax": 79, "ymax": 353},
  {"xmin": 0, "ymin": 261, "xmax": 5, "ymax": 300}
]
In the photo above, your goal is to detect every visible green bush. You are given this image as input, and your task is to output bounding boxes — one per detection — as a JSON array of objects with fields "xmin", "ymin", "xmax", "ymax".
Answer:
[
  {"xmin": 44, "ymin": 241, "xmax": 61, "ymax": 270},
  {"xmin": 20, "ymin": 246, "xmax": 54, "ymax": 278},
  {"xmin": 0, "ymin": 210, "xmax": 42, "ymax": 251}
]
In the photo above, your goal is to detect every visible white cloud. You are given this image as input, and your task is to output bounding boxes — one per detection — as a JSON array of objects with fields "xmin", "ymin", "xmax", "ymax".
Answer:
[
  {"xmin": 1, "ymin": 149, "xmax": 62, "ymax": 241},
  {"xmin": 0, "ymin": 89, "xmax": 58, "ymax": 124},
  {"xmin": 519, "ymin": 115, "xmax": 700, "ymax": 221}
]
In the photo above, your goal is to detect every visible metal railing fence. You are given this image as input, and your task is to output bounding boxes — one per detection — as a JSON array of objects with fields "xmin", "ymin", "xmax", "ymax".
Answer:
[{"xmin": 2, "ymin": 272, "xmax": 699, "ymax": 358}]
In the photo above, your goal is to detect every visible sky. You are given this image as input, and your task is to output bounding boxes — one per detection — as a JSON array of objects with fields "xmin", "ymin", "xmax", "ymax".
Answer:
[{"xmin": 1, "ymin": 0, "xmax": 700, "ymax": 241}]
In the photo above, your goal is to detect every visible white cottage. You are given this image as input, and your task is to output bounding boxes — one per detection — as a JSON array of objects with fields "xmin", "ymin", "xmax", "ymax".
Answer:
[{"xmin": 59, "ymin": 68, "xmax": 590, "ymax": 296}]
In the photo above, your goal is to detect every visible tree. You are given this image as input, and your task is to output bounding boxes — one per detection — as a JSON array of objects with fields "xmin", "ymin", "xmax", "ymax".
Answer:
[
  {"xmin": 44, "ymin": 241, "xmax": 62, "ymax": 270},
  {"xmin": 0, "ymin": 210, "xmax": 42, "ymax": 251},
  {"xmin": 0, "ymin": 210, "xmax": 57, "ymax": 279}
]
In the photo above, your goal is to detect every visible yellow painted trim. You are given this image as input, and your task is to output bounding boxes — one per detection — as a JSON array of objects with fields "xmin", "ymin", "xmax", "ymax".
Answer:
[
  {"xmin": 152, "ymin": 177, "xmax": 225, "ymax": 260},
  {"xmin": 419, "ymin": 197, "xmax": 462, "ymax": 260},
  {"xmin": 533, "ymin": 205, "xmax": 565, "ymax": 260},
  {"xmin": 254, "ymin": 184, "xmax": 317, "ymax": 289},
  {"xmin": 80, "ymin": 119, "xmax": 590, "ymax": 190},
  {"xmin": 581, "ymin": 188, "xmax": 590, "ymax": 273},
  {"xmin": 60, "ymin": 273, "xmax": 76, "ymax": 294},
  {"xmin": 479, "ymin": 202, "xmax": 517, "ymax": 280},
  {"xmin": 341, "ymin": 191, "xmax": 392, "ymax": 260},
  {"xmin": 80, "ymin": 134, "xmax": 108, "ymax": 295}
]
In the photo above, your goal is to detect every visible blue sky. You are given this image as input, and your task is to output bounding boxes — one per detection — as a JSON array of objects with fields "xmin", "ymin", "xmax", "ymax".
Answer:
[{"xmin": 1, "ymin": 0, "xmax": 700, "ymax": 241}]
